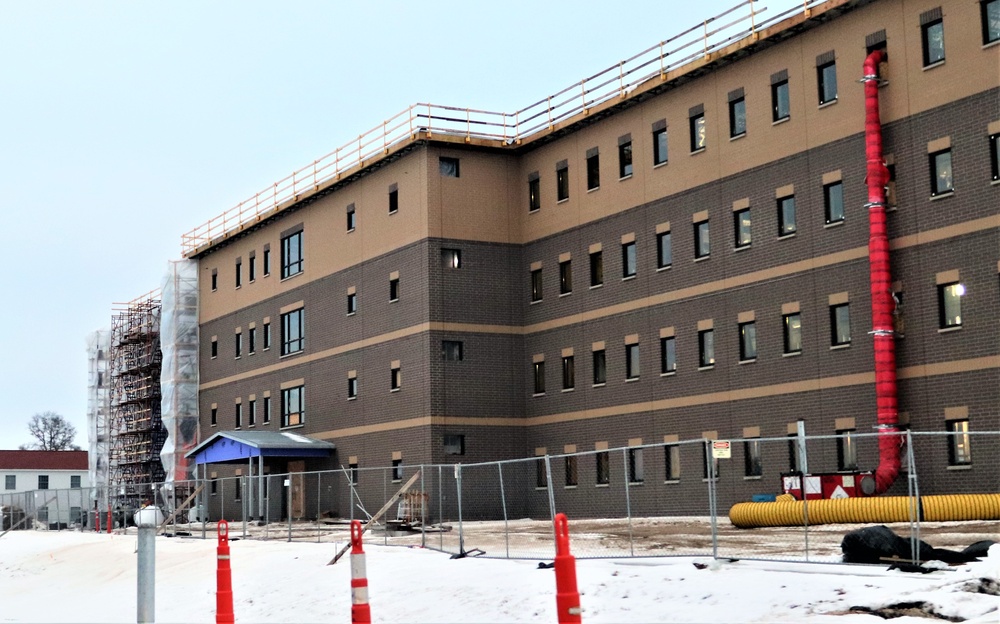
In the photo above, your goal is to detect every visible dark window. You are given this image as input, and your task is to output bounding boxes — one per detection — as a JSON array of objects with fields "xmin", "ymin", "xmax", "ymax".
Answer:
[
  {"xmin": 235, "ymin": 259, "xmax": 242, "ymax": 288},
  {"xmin": 938, "ymin": 282, "xmax": 964, "ymax": 328},
  {"xmin": 263, "ymin": 247, "xmax": 271, "ymax": 276},
  {"xmin": 817, "ymin": 60, "xmax": 838, "ymax": 105},
  {"xmin": 837, "ymin": 429, "xmax": 858, "ymax": 470},
  {"xmin": 348, "ymin": 377, "xmax": 358, "ymax": 399},
  {"xmin": 70, "ymin": 475, "xmax": 81, "ymax": 488},
  {"xmin": 592, "ymin": 349, "xmax": 607, "ymax": 385},
  {"xmin": 831, "ymin": 303, "xmax": 851, "ymax": 346},
  {"xmin": 660, "ymin": 337, "xmax": 676, "ymax": 374},
  {"xmin": 622, "ymin": 242, "xmax": 637, "ymax": 278},
  {"xmin": 391, "ymin": 365, "xmax": 401, "ymax": 391},
  {"xmin": 703, "ymin": 445, "xmax": 719, "ymax": 480},
  {"xmin": 262, "ymin": 322, "xmax": 271, "ymax": 350},
  {"xmin": 556, "ymin": 163, "xmax": 569, "ymax": 201},
  {"xmin": 739, "ymin": 321, "xmax": 757, "ymax": 361},
  {"xmin": 235, "ymin": 332, "xmax": 242, "ymax": 358},
  {"xmin": 536, "ymin": 457, "xmax": 547, "ymax": 488},
  {"xmin": 729, "ymin": 97, "xmax": 746, "ymax": 137},
  {"xmin": 565, "ymin": 456, "xmax": 578, "ymax": 487},
  {"xmin": 695, "ymin": 221, "xmax": 711, "ymax": 259},
  {"xmin": 263, "ymin": 397, "xmax": 271, "ymax": 424},
  {"xmin": 788, "ymin": 434, "xmax": 802, "ymax": 472},
  {"xmin": 690, "ymin": 113, "xmax": 706, "ymax": 152},
  {"xmin": 619, "ymin": 141, "xmax": 633, "ymax": 178},
  {"xmin": 347, "ymin": 204, "xmax": 356, "ymax": 231},
  {"xmin": 983, "ymin": 0, "xmax": 1000, "ymax": 44},
  {"xmin": 921, "ymin": 18, "xmax": 945, "ymax": 66},
  {"xmin": 625, "ymin": 344, "xmax": 640, "ymax": 380},
  {"xmin": 528, "ymin": 176, "xmax": 540, "ymax": 212},
  {"xmin": 824, "ymin": 182, "xmax": 845, "ymax": 224},
  {"xmin": 389, "ymin": 187, "xmax": 399, "ymax": 214},
  {"xmin": 530, "ymin": 268, "xmax": 543, "ymax": 302},
  {"xmin": 350, "ymin": 462, "xmax": 359, "ymax": 485},
  {"xmin": 248, "ymin": 399, "xmax": 256, "ymax": 427},
  {"xmin": 210, "ymin": 406, "xmax": 217, "ymax": 426},
  {"xmin": 282, "ymin": 386, "xmax": 304, "ymax": 427},
  {"xmin": 947, "ymin": 419, "xmax": 972, "ymax": 465},
  {"xmin": 734, "ymin": 208, "xmax": 752, "ymax": 248},
  {"xmin": 562, "ymin": 356, "xmax": 574, "ymax": 390},
  {"xmin": 281, "ymin": 308, "xmax": 304, "ymax": 355},
  {"xmin": 235, "ymin": 403, "xmax": 242, "ymax": 428},
  {"xmin": 248, "ymin": 256, "xmax": 256, "ymax": 282},
  {"xmin": 211, "ymin": 338, "xmax": 218, "ymax": 359},
  {"xmin": 744, "ymin": 439, "xmax": 762, "ymax": 477},
  {"xmin": 653, "ymin": 127, "xmax": 668, "ymax": 165},
  {"xmin": 772, "ymin": 80, "xmax": 790, "ymax": 122},
  {"xmin": 589, "ymin": 251, "xmax": 603, "ymax": 286},
  {"xmin": 444, "ymin": 434, "xmax": 465, "ymax": 455},
  {"xmin": 390, "ymin": 277, "xmax": 400, "ymax": 302},
  {"xmin": 586, "ymin": 152, "xmax": 600, "ymax": 190},
  {"xmin": 783, "ymin": 313, "xmax": 802, "ymax": 354},
  {"xmin": 665, "ymin": 445, "xmax": 681, "ymax": 481},
  {"xmin": 778, "ymin": 195, "xmax": 796, "ymax": 236},
  {"xmin": 249, "ymin": 327, "xmax": 256, "ymax": 354},
  {"xmin": 392, "ymin": 459, "xmax": 403, "ymax": 482},
  {"xmin": 990, "ymin": 134, "xmax": 1000, "ymax": 181},
  {"xmin": 38, "ymin": 475, "xmax": 48, "ymax": 490},
  {"xmin": 211, "ymin": 271, "xmax": 218, "ymax": 291},
  {"xmin": 930, "ymin": 150, "xmax": 954, "ymax": 196},
  {"xmin": 698, "ymin": 329, "xmax": 715, "ymax": 368},
  {"xmin": 442, "ymin": 248, "xmax": 461, "ymax": 269},
  {"xmin": 443, "ymin": 340, "xmax": 464, "ymax": 361},
  {"xmin": 596, "ymin": 451, "xmax": 610, "ymax": 485},
  {"xmin": 628, "ymin": 448, "xmax": 644, "ymax": 483},
  {"xmin": 439, "ymin": 157, "xmax": 460, "ymax": 177},
  {"xmin": 210, "ymin": 480, "xmax": 217, "ymax": 495},
  {"xmin": 656, "ymin": 231, "xmax": 672, "ymax": 268},
  {"xmin": 4, "ymin": 475, "xmax": 14, "ymax": 490},
  {"xmin": 281, "ymin": 231, "xmax": 303, "ymax": 278},
  {"xmin": 347, "ymin": 292, "xmax": 357, "ymax": 315},
  {"xmin": 559, "ymin": 260, "xmax": 572, "ymax": 294},
  {"xmin": 533, "ymin": 361, "xmax": 545, "ymax": 394}
]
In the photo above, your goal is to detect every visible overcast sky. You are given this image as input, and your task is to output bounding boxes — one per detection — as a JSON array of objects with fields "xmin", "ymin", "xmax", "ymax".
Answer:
[{"xmin": 0, "ymin": 0, "xmax": 807, "ymax": 451}]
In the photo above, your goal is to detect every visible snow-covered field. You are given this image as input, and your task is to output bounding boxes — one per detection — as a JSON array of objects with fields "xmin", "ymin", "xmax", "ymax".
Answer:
[{"xmin": 0, "ymin": 528, "xmax": 997, "ymax": 623}]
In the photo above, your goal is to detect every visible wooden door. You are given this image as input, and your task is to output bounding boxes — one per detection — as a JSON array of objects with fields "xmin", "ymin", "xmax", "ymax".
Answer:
[{"xmin": 288, "ymin": 460, "xmax": 305, "ymax": 519}]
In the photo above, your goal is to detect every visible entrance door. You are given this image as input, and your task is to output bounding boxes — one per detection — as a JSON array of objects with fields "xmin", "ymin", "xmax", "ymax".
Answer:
[{"xmin": 288, "ymin": 460, "xmax": 305, "ymax": 519}]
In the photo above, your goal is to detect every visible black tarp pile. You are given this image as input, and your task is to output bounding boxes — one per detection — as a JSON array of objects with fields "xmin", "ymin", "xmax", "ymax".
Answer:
[{"xmin": 841, "ymin": 525, "xmax": 995, "ymax": 566}]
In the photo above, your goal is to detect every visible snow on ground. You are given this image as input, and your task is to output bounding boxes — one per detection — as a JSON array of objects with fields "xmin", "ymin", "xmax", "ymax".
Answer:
[{"xmin": 0, "ymin": 529, "xmax": 997, "ymax": 623}]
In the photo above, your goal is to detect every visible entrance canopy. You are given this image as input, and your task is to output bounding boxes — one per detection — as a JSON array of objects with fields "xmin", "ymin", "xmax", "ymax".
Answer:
[{"xmin": 185, "ymin": 431, "xmax": 335, "ymax": 465}]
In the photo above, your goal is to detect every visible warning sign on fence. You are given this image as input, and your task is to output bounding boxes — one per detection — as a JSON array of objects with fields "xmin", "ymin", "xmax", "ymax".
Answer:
[{"xmin": 712, "ymin": 440, "xmax": 731, "ymax": 459}]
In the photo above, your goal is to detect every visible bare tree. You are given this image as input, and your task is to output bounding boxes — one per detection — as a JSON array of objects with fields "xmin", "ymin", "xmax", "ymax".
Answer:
[{"xmin": 19, "ymin": 412, "xmax": 80, "ymax": 451}]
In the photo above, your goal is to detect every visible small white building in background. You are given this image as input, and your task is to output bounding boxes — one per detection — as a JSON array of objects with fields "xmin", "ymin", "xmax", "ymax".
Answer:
[{"xmin": 0, "ymin": 450, "xmax": 89, "ymax": 526}]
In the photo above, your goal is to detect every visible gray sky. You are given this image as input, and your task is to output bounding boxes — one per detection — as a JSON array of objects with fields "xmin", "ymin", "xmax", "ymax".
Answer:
[{"xmin": 0, "ymin": 0, "xmax": 806, "ymax": 450}]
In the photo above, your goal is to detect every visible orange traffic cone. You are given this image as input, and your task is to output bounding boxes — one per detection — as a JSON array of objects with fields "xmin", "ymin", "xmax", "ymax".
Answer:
[
  {"xmin": 350, "ymin": 520, "xmax": 371, "ymax": 624},
  {"xmin": 554, "ymin": 513, "xmax": 582, "ymax": 623},
  {"xmin": 216, "ymin": 520, "xmax": 234, "ymax": 624}
]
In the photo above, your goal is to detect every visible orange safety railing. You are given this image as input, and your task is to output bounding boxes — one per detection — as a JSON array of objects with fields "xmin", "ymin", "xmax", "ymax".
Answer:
[{"xmin": 181, "ymin": 0, "xmax": 828, "ymax": 256}]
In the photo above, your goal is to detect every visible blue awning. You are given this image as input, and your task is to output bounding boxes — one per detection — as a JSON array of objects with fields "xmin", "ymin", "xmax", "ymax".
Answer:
[{"xmin": 185, "ymin": 431, "xmax": 335, "ymax": 465}]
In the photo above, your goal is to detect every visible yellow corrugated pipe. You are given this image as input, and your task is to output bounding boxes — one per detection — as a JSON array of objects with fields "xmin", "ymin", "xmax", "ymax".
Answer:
[{"xmin": 729, "ymin": 493, "xmax": 1000, "ymax": 528}]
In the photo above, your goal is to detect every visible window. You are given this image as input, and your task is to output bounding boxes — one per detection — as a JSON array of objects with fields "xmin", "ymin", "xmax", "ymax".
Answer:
[
  {"xmin": 660, "ymin": 336, "xmax": 677, "ymax": 374},
  {"xmin": 389, "ymin": 185, "xmax": 399, "ymax": 214},
  {"xmin": 263, "ymin": 322, "xmax": 271, "ymax": 350},
  {"xmin": 628, "ymin": 448, "xmax": 644, "ymax": 483},
  {"xmin": 263, "ymin": 247, "xmax": 271, "ymax": 276},
  {"xmin": 817, "ymin": 58, "xmax": 838, "ymax": 105},
  {"xmin": 938, "ymin": 282, "xmax": 964, "ymax": 328},
  {"xmin": 694, "ymin": 220, "xmax": 711, "ymax": 259},
  {"xmin": 442, "ymin": 248, "xmax": 461, "ymax": 269},
  {"xmin": 389, "ymin": 277, "xmax": 400, "ymax": 302},
  {"xmin": 619, "ymin": 139, "xmax": 633, "ymax": 178},
  {"xmin": 990, "ymin": 134, "xmax": 1000, "ymax": 181},
  {"xmin": 443, "ymin": 340, "xmax": 464, "ymax": 361},
  {"xmin": 249, "ymin": 327, "xmax": 256, "ymax": 354},
  {"xmin": 528, "ymin": 174, "xmax": 540, "ymax": 212},
  {"xmin": 235, "ymin": 259, "xmax": 242, "ymax": 288},
  {"xmin": 689, "ymin": 111, "xmax": 706, "ymax": 152},
  {"xmin": 281, "ymin": 308, "xmax": 304, "ymax": 355},
  {"xmin": 263, "ymin": 398, "xmax": 271, "ymax": 424},
  {"xmin": 248, "ymin": 399, "xmax": 256, "ymax": 427},
  {"xmin": 533, "ymin": 361, "xmax": 545, "ymax": 395},
  {"xmin": 347, "ymin": 292, "xmax": 357, "ymax": 315},
  {"xmin": 235, "ymin": 332, "xmax": 242, "ymax": 358},
  {"xmin": 444, "ymin": 434, "xmax": 465, "ymax": 456},
  {"xmin": 652, "ymin": 124, "xmax": 668, "ymax": 165},
  {"xmin": 348, "ymin": 376, "xmax": 358, "ymax": 399},
  {"xmin": 531, "ymin": 268, "xmax": 543, "ymax": 302},
  {"xmin": 783, "ymin": 313, "xmax": 802, "ymax": 354},
  {"xmin": 921, "ymin": 15, "xmax": 945, "ymax": 67},
  {"xmin": 556, "ymin": 161, "xmax": 569, "ymax": 201},
  {"xmin": 559, "ymin": 260, "xmax": 572, "ymax": 295},
  {"xmin": 347, "ymin": 204, "xmax": 356, "ymax": 232},
  {"xmin": 739, "ymin": 321, "xmax": 757, "ymax": 361},
  {"xmin": 625, "ymin": 343, "xmax": 640, "ymax": 380},
  {"xmin": 703, "ymin": 445, "xmax": 719, "ymax": 480},
  {"xmin": 37, "ymin": 475, "xmax": 48, "ymax": 490},
  {"xmin": 837, "ymin": 429, "xmax": 858, "ymax": 470},
  {"xmin": 729, "ymin": 93, "xmax": 746, "ymax": 138},
  {"xmin": 830, "ymin": 303, "xmax": 851, "ymax": 346},
  {"xmin": 586, "ymin": 150, "xmax": 600, "ymax": 190},
  {"xmin": 439, "ymin": 157, "xmax": 460, "ymax": 177},
  {"xmin": 698, "ymin": 329, "xmax": 715, "ymax": 368},
  {"xmin": 734, "ymin": 208, "xmax": 752, "ymax": 248},
  {"xmin": 392, "ymin": 459, "xmax": 403, "ymax": 482},
  {"xmin": 391, "ymin": 364, "xmax": 401, "ymax": 391},
  {"xmin": 4, "ymin": 475, "xmax": 14, "ymax": 490},
  {"xmin": 565, "ymin": 456, "xmax": 578, "ymax": 487},
  {"xmin": 211, "ymin": 406, "xmax": 217, "ymax": 426},
  {"xmin": 744, "ymin": 438, "xmax": 763, "ymax": 477},
  {"xmin": 211, "ymin": 338, "xmax": 218, "ymax": 359},
  {"xmin": 234, "ymin": 479, "xmax": 242, "ymax": 501},
  {"xmin": 211, "ymin": 271, "xmax": 218, "ymax": 291},
  {"xmin": 596, "ymin": 451, "xmax": 610, "ymax": 485},
  {"xmin": 536, "ymin": 457, "xmax": 547, "ymax": 489},
  {"xmin": 824, "ymin": 182, "xmax": 845, "ymax": 224},
  {"xmin": 592, "ymin": 349, "xmax": 606, "ymax": 385},
  {"xmin": 771, "ymin": 77, "xmax": 790, "ymax": 122},
  {"xmin": 983, "ymin": 0, "xmax": 1000, "ymax": 44},
  {"xmin": 947, "ymin": 419, "xmax": 972, "ymax": 465},
  {"xmin": 350, "ymin": 462, "xmax": 359, "ymax": 485},
  {"xmin": 235, "ymin": 402, "xmax": 242, "ymax": 428},
  {"xmin": 656, "ymin": 231, "xmax": 672, "ymax": 268},
  {"xmin": 589, "ymin": 250, "xmax": 603, "ymax": 286},
  {"xmin": 665, "ymin": 445, "xmax": 681, "ymax": 481},
  {"xmin": 249, "ymin": 255, "xmax": 256, "ymax": 282},
  {"xmin": 281, "ymin": 230, "xmax": 303, "ymax": 278},
  {"xmin": 562, "ymin": 355, "xmax": 575, "ymax": 390},
  {"xmin": 778, "ymin": 195, "xmax": 796, "ymax": 236},
  {"xmin": 210, "ymin": 479, "xmax": 217, "ymax": 495},
  {"xmin": 930, "ymin": 149, "xmax": 953, "ymax": 196},
  {"xmin": 282, "ymin": 385, "xmax": 304, "ymax": 427},
  {"xmin": 622, "ymin": 241, "xmax": 636, "ymax": 278}
]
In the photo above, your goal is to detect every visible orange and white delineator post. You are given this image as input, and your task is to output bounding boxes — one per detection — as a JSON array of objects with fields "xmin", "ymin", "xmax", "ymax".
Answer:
[
  {"xmin": 554, "ymin": 513, "xmax": 582, "ymax": 624},
  {"xmin": 216, "ymin": 520, "xmax": 235, "ymax": 624},
  {"xmin": 350, "ymin": 520, "xmax": 372, "ymax": 624}
]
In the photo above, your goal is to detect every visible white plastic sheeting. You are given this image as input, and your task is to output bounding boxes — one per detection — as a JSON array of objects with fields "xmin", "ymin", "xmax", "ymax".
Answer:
[
  {"xmin": 86, "ymin": 330, "xmax": 111, "ymax": 507},
  {"xmin": 159, "ymin": 260, "xmax": 200, "ymax": 485}
]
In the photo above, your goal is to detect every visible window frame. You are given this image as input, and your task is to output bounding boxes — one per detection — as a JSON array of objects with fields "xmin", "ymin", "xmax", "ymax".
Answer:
[
  {"xmin": 983, "ymin": 0, "xmax": 1000, "ymax": 45},
  {"xmin": 660, "ymin": 336, "xmax": 677, "ymax": 374},
  {"xmin": 777, "ymin": 195, "xmax": 797, "ymax": 236},
  {"xmin": 652, "ymin": 127, "xmax": 668, "ymax": 166},
  {"xmin": 694, "ymin": 220, "xmax": 711, "ymax": 259},
  {"xmin": 347, "ymin": 204, "xmax": 356, "ymax": 232},
  {"xmin": 946, "ymin": 419, "xmax": 972, "ymax": 466},
  {"xmin": 836, "ymin": 428, "xmax": 858, "ymax": 471},
  {"xmin": 235, "ymin": 331, "xmax": 242, "ymax": 359},
  {"xmin": 625, "ymin": 343, "xmax": 640, "ymax": 380},
  {"xmin": 443, "ymin": 340, "xmax": 464, "ymax": 361},
  {"xmin": 586, "ymin": 152, "xmax": 600, "ymax": 191},
  {"xmin": 439, "ymin": 156, "xmax": 460, "ymax": 178},
  {"xmin": 830, "ymin": 303, "xmax": 852, "ymax": 347},
  {"xmin": 592, "ymin": 349, "xmax": 607, "ymax": 386},
  {"xmin": 698, "ymin": 329, "xmax": 715, "ymax": 368},
  {"xmin": 824, "ymin": 181, "xmax": 845, "ymax": 224},
  {"xmin": 990, "ymin": 133, "xmax": 1000, "ymax": 181},
  {"xmin": 562, "ymin": 355, "xmax": 575, "ymax": 390},
  {"xmin": 771, "ymin": 79, "xmax": 790, "ymax": 122},
  {"xmin": 628, "ymin": 447, "xmax": 644, "ymax": 484},
  {"xmin": 729, "ymin": 96, "xmax": 747, "ymax": 138},
  {"xmin": 744, "ymin": 438, "xmax": 763, "ymax": 477},
  {"xmin": 783, "ymin": 312, "xmax": 803, "ymax": 354},
  {"xmin": 38, "ymin": 475, "xmax": 49, "ymax": 490},
  {"xmin": 618, "ymin": 141, "xmax": 633, "ymax": 178},
  {"xmin": 391, "ymin": 365, "xmax": 402, "ymax": 391},
  {"xmin": 533, "ymin": 361, "xmax": 545, "ymax": 395},
  {"xmin": 938, "ymin": 282, "xmax": 964, "ymax": 329},
  {"xmin": 443, "ymin": 434, "xmax": 465, "ymax": 456},
  {"xmin": 559, "ymin": 260, "xmax": 573, "ymax": 295},
  {"xmin": 738, "ymin": 321, "xmax": 757, "ymax": 362},
  {"xmin": 280, "ymin": 230, "xmax": 303, "ymax": 279},
  {"xmin": 388, "ymin": 187, "xmax": 399, "ymax": 214},
  {"xmin": 565, "ymin": 455, "xmax": 578, "ymax": 487},
  {"xmin": 734, "ymin": 208, "xmax": 752, "ymax": 249},
  {"xmin": 589, "ymin": 250, "xmax": 604, "ymax": 287},
  {"xmin": 347, "ymin": 376, "xmax": 358, "ymax": 399},
  {"xmin": 656, "ymin": 231, "xmax": 672, "ymax": 269},
  {"xmin": 235, "ymin": 258, "xmax": 242, "ymax": 288},
  {"xmin": 263, "ymin": 397, "xmax": 271, "ymax": 424},
  {"xmin": 281, "ymin": 385, "xmax": 305, "ymax": 428},
  {"xmin": 536, "ymin": 457, "xmax": 548, "ymax": 489},
  {"xmin": 596, "ymin": 451, "xmax": 610, "ymax": 485},
  {"xmin": 280, "ymin": 308, "xmax": 304, "ymax": 356},
  {"xmin": 921, "ymin": 18, "xmax": 945, "ymax": 67},
  {"xmin": 528, "ymin": 176, "xmax": 541, "ymax": 212},
  {"xmin": 392, "ymin": 459, "xmax": 404, "ymax": 482},
  {"xmin": 556, "ymin": 163, "xmax": 570, "ymax": 202},
  {"xmin": 235, "ymin": 402, "xmax": 242, "ymax": 428},
  {"xmin": 248, "ymin": 255, "xmax": 256, "ymax": 282},
  {"xmin": 4, "ymin": 475, "xmax": 15, "ymax": 490},
  {"xmin": 248, "ymin": 327, "xmax": 256, "ymax": 355},
  {"xmin": 389, "ymin": 277, "xmax": 400, "ymax": 302},
  {"xmin": 530, "ymin": 268, "xmax": 543, "ymax": 302},
  {"xmin": 665, "ymin": 444, "xmax": 681, "ymax": 481},
  {"xmin": 248, "ymin": 398, "xmax": 256, "ymax": 427},
  {"xmin": 621, "ymin": 241, "xmax": 637, "ymax": 279},
  {"xmin": 347, "ymin": 292, "xmax": 357, "ymax": 315},
  {"xmin": 263, "ymin": 247, "xmax": 271, "ymax": 276},
  {"xmin": 689, "ymin": 112, "xmax": 706, "ymax": 152},
  {"xmin": 929, "ymin": 149, "xmax": 954, "ymax": 196},
  {"xmin": 817, "ymin": 60, "xmax": 838, "ymax": 105},
  {"xmin": 442, "ymin": 248, "xmax": 462, "ymax": 269},
  {"xmin": 262, "ymin": 322, "xmax": 271, "ymax": 350}
]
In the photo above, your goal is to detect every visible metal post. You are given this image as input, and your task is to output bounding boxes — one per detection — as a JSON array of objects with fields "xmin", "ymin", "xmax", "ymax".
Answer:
[
  {"xmin": 420, "ymin": 466, "xmax": 427, "ymax": 549},
  {"xmin": 241, "ymin": 477, "xmax": 247, "ymax": 539},
  {"xmin": 437, "ymin": 465, "xmax": 443, "ymax": 551},
  {"xmin": 136, "ymin": 523, "xmax": 156, "ymax": 623},
  {"xmin": 258, "ymin": 456, "xmax": 264, "ymax": 521},
  {"xmin": 906, "ymin": 431, "xmax": 921, "ymax": 564},
  {"xmin": 201, "ymin": 465, "xmax": 207, "ymax": 540},
  {"xmin": 265, "ymin": 475, "xmax": 270, "ymax": 539},
  {"xmin": 622, "ymin": 449, "xmax": 634, "ymax": 557},
  {"xmin": 55, "ymin": 489, "xmax": 61, "ymax": 531},
  {"xmin": 544, "ymin": 456, "xmax": 557, "ymax": 524},
  {"xmin": 455, "ymin": 464, "xmax": 464, "ymax": 555},
  {"xmin": 798, "ymin": 421, "xmax": 810, "ymax": 561},
  {"xmin": 287, "ymin": 474, "xmax": 292, "ymax": 542},
  {"xmin": 498, "ymin": 462, "xmax": 509, "ymax": 559},
  {"xmin": 247, "ymin": 457, "xmax": 254, "ymax": 525},
  {"xmin": 705, "ymin": 440, "xmax": 718, "ymax": 559},
  {"xmin": 220, "ymin": 476, "xmax": 225, "ymax": 524},
  {"xmin": 383, "ymin": 468, "xmax": 388, "ymax": 546},
  {"xmin": 317, "ymin": 472, "xmax": 322, "ymax": 543}
]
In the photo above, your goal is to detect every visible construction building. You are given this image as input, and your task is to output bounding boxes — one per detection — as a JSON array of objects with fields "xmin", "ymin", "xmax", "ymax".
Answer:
[{"xmin": 183, "ymin": 0, "xmax": 999, "ymax": 519}]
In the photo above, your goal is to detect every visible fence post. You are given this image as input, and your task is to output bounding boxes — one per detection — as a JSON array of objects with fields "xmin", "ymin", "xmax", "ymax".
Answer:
[
  {"xmin": 420, "ymin": 466, "xmax": 426, "ymax": 549},
  {"xmin": 317, "ymin": 471, "xmax": 322, "ymax": 543},
  {"xmin": 704, "ymin": 439, "xmax": 718, "ymax": 559},
  {"xmin": 798, "ymin": 422, "xmax": 810, "ymax": 562},
  {"xmin": 54, "ymin": 489, "xmax": 61, "ymax": 531},
  {"xmin": 437, "ymin": 465, "xmax": 443, "ymax": 551},
  {"xmin": 498, "ymin": 462, "xmax": 510, "ymax": 559},
  {"xmin": 622, "ymin": 449, "xmax": 634, "ymax": 557},
  {"xmin": 455, "ymin": 464, "xmax": 464, "ymax": 555},
  {"xmin": 905, "ymin": 430, "xmax": 921, "ymax": 564},
  {"xmin": 544, "ymin": 455, "xmax": 556, "ymax": 524}
]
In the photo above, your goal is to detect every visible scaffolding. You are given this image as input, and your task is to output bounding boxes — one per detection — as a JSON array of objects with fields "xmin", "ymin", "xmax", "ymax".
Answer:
[
  {"xmin": 108, "ymin": 290, "xmax": 165, "ymax": 510},
  {"xmin": 85, "ymin": 330, "xmax": 111, "ymax": 514}
]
